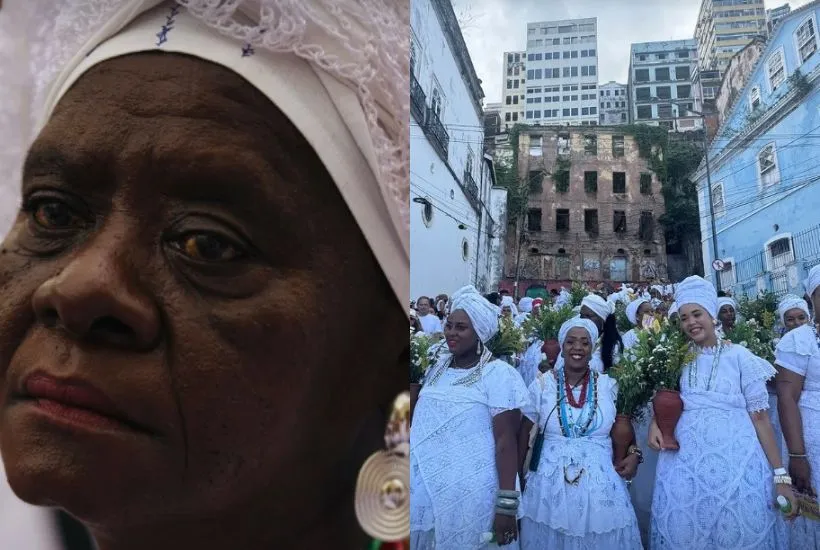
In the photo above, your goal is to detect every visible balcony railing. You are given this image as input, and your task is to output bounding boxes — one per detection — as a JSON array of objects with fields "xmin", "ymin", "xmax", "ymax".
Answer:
[
  {"xmin": 426, "ymin": 107, "xmax": 449, "ymax": 161},
  {"xmin": 410, "ymin": 73, "xmax": 426, "ymax": 124},
  {"xmin": 463, "ymin": 170, "xmax": 480, "ymax": 212}
]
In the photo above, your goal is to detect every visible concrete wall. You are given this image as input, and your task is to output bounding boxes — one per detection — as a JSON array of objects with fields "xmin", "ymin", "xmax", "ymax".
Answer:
[{"xmin": 715, "ymin": 37, "xmax": 766, "ymax": 126}]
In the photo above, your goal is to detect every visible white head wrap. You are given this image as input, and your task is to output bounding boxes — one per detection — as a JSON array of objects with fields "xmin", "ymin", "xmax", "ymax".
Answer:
[
  {"xmin": 409, "ymin": 308, "xmax": 417, "ymax": 319},
  {"xmin": 675, "ymin": 276, "xmax": 718, "ymax": 318},
  {"xmin": 626, "ymin": 298, "xmax": 650, "ymax": 326},
  {"xmin": 806, "ymin": 265, "xmax": 820, "ymax": 300},
  {"xmin": 777, "ymin": 294, "xmax": 811, "ymax": 325},
  {"xmin": 518, "ymin": 297, "xmax": 534, "ymax": 313},
  {"xmin": 449, "ymin": 286, "xmax": 501, "ymax": 343},
  {"xmin": 668, "ymin": 302, "xmax": 679, "ymax": 316},
  {"xmin": 717, "ymin": 297, "xmax": 738, "ymax": 313},
  {"xmin": 558, "ymin": 318, "xmax": 599, "ymax": 349},
  {"xmin": 581, "ymin": 294, "xmax": 613, "ymax": 321},
  {"xmin": 1, "ymin": 0, "xmax": 408, "ymax": 308},
  {"xmin": 500, "ymin": 295, "xmax": 518, "ymax": 316}
]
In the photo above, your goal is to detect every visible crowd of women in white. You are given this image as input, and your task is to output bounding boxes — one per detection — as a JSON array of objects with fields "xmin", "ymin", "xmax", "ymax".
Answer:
[{"xmin": 410, "ymin": 265, "xmax": 820, "ymax": 550}]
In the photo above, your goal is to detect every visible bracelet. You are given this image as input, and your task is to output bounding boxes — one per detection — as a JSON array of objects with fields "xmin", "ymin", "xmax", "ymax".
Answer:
[
  {"xmin": 789, "ymin": 453, "xmax": 809, "ymax": 459},
  {"xmin": 774, "ymin": 467, "xmax": 788, "ymax": 476},
  {"xmin": 495, "ymin": 506, "xmax": 517, "ymax": 517},
  {"xmin": 497, "ymin": 489, "xmax": 521, "ymax": 499},
  {"xmin": 628, "ymin": 445, "xmax": 644, "ymax": 464},
  {"xmin": 496, "ymin": 497, "xmax": 520, "ymax": 509},
  {"xmin": 774, "ymin": 474, "xmax": 793, "ymax": 486}
]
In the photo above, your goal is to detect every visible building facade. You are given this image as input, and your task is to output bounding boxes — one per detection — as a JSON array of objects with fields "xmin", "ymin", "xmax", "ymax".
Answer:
[
  {"xmin": 714, "ymin": 36, "xmax": 766, "ymax": 126},
  {"xmin": 501, "ymin": 51, "xmax": 526, "ymax": 129},
  {"xmin": 523, "ymin": 18, "xmax": 599, "ymax": 126},
  {"xmin": 598, "ymin": 81, "xmax": 628, "ymax": 125},
  {"xmin": 502, "ymin": 127, "xmax": 668, "ymax": 294},
  {"xmin": 628, "ymin": 39, "xmax": 703, "ymax": 132},
  {"xmin": 410, "ymin": 0, "xmax": 504, "ymax": 298},
  {"xmin": 693, "ymin": 1, "xmax": 820, "ymax": 297},
  {"xmin": 768, "ymin": 3, "xmax": 792, "ymax": 35},
  {"xmin": 695, "ymin": 0, "xmax": 767, "ymax": 73},
  {"xmin": 484, "ymin": 101, "xmax": 502, "ymax": 138}
]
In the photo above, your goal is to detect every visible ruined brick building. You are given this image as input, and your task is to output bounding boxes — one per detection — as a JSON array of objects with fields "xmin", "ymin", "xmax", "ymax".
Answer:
[{"xmin": 502, "ymin": 127, "xmax": 668, "ymax": 293}]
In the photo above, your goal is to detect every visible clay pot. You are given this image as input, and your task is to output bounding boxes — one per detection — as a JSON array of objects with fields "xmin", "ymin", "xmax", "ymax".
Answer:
[
  {"xmin": 541, "ymin": 339, "xmax": 561, "ymax": 367},
  {"xmin": 652, "ymin": 389, "xmax": 683, "ymax": 450},
  {"xmin": 611, "ymin": 414, "xmax": 635, "ymax": 462}
]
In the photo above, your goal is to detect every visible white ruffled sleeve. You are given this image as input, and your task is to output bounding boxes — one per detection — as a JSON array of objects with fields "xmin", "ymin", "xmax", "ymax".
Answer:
[
  {"xmin": 482, "ymin": 360, "xmax": 532, "ymax": 417},
  {"xmin": 775, "ymin": 324, "xmax": 818, "ymax": 377},
  {"xmin": 735, "ymin": 345, "xmax": 776, "ymax": 413}
]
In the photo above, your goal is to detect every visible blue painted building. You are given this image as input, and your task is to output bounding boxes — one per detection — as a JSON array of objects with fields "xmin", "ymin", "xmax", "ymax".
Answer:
[{"xmin": 693, "ymin": 1, "xmax": 820, "ymax": 297}]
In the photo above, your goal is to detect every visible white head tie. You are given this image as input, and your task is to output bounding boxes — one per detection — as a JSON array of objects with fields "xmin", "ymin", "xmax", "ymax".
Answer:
[
  {"xmin": 558, "ymin": 318, "xmax": 599, "ymax": 349},
  {"xmin": 717, "ymin": 297, "xmax": 738, "ymax": 313},
  {"xmin": 675, "ymin": 276, "xmax": 718, "ymax": 318},
  {"xmin": 777, "ymin": 294, "xmax": 811, "ymax": 325},
  {"xmin": 500, "ymin": 295, "xmax": 518, "ymax": 316},
  {"xmin": 806, "ymin": 265, "xmax": 820, "ymax": 300},
  {"xmin": 626, "ymin": 298, "xmax": 650, "ymax": 326},
  {"xmin": 449, "ymin": 286, "xmax": 501, "ymax": 344},
  {"xmin": 581, "ymin": 294, "xmax": 613, "ymax": 321},
  {"xmin": 518, "ymin": 297, "xmax": 534, "ymax": 313}
]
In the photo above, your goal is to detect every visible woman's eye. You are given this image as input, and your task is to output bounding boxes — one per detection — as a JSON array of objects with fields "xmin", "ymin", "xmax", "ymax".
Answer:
[
  {"xmin": 175, "ymin": 233, "xmax": 244, "ymax": 262},
  {"xmin": 30, "ymin": 200, "xmax": 81, "ymax": 230}
]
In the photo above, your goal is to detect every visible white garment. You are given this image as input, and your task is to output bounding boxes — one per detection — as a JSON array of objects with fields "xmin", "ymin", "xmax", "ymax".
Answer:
[
  {"xmin": 775, "ymin": 324, "xmax": 820, "ymax": 549},
  {"xmin": 520, "ymin": 372, "xmax": 642, "ymax": 549},
  {"xmin": 630, "ymin": 406, "xmax": 658, "ymax": 547},
  {"xmin": 410, "ymin": 358, "xmax": 530, "ymax": 549},
  {"xmin": 514, "ymin": 312, "xmax": 531, "ymax": 327},
  {"xmin": 518, "ymin": 340, "xmax": 543, "ymax": 388},
  {"xmin": 0, "ymin": 460, "xmax": 62, "ymax": 550},
  {"xmin": 650, "ymin": 344, "xmax": 788, "ymax": 549},
  {"xmin": 418, "ymin": 314, "xmax": 443, "ymax": 335},
  {"xmin": 622, "ymin": 329, "xmax": 640, "ymax": 351}
]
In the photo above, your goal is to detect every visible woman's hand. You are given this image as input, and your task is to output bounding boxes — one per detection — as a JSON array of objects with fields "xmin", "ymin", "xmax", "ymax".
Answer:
[
  {"xmin": 789, "ymin": 457, "xmax": 816, "ymax": 497},
  {"xmin": 776, "ymin": 483, "xmax": 799, "ymax": 520},
  {"xmin": 493, "ymin": 513, "xmax": 518, "ymax": 546},
  {"xmin": 648, "ymin": 418, "xmax": 664, "ymax": 451},
  {"xmin": 615, "ymin": 453, "xmax": 640, "ymax": 480}
]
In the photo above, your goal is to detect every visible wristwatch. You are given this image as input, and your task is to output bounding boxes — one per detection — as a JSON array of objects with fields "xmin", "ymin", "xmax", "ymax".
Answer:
[{"xmin": 628, "ymin": 445, "xmax": 644, "ymax": 464}]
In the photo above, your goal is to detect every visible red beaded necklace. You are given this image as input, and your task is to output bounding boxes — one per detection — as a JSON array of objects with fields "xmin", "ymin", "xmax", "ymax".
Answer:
[{"xmin": 564, "ymin": 369, "xmax": 590, "ymax": 408}]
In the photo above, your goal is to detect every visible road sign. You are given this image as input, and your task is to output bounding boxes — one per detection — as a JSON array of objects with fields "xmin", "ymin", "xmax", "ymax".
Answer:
[{"xmin": 712, "ymin": 259, "xmax": 725, "ymax": 272}]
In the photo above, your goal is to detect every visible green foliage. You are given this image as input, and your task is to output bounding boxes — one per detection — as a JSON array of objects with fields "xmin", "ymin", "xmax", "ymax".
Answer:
[
  {"xmin": 523, "ymin": 304, "xmax": 575, "ymax": 341},
  {"xmin": 409, "ymin": 331, "xmax": 443, "ymax": 383},
  {"xmin": 623, "ymin": 124, "xmax": 668, "ymax": 160},
  {"xmin": 737, "ymin": 291, "xmax": 779, "ymax": 332},
  {"xmin": 486, "ymin": 316, "xmax": 527, "ymax": 359},
  {"xmin": 552, "ymin": 157, "xmax": 571, "ymax": 193},
  {"xmin": 724, "ymin": 320, "xmax": 775, "ymax": 363},
  {"xmin": 569, "ymin": 280, "xmax": 588, "ymax": 307},
  {"xmin": 788, "ymin": 69, "xmax": 812, "ymax": 98},
  {"xmin": 614, "ymin": 300, "xmax": 633, "ymax": 333},
  {"xmin": 529, "ymin": 170, "xmax": 544, "ymax": 194},
  {"xmin": 658, "ymin": 141, "xmax": 703, "ymax": 245},
  {"xmin": 626, "ymin": 319, "xmax": 696, "ymax": 392}
]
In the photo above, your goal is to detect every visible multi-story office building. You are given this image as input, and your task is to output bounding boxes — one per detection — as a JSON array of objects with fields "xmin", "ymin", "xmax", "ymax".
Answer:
[
  {"xmin": 768, "ymin": 3, "xmax": 792, "ymax": 34},
  {"xmin": 523, "ymin": 17, "xmax": 599, "ymax": 126},
  {"xmin": 501, "ymin": 51, "xmax": 526, "ymax": 129},
  {"xmin": 598, "ymin": 81, "xmax": 628, "ymax": 125},
  {"xmin": 695, "ymin": 0, "xmax": 767, "ymax": 73},
  {"xmin": 628, "ymin": 39, "xmax": 703, "ymax": 132}
]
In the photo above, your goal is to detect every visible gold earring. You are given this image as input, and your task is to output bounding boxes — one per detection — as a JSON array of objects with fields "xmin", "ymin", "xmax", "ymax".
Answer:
[{"xmin": 355, "ymin": 392, "xmax": 410, "ymax": 544}]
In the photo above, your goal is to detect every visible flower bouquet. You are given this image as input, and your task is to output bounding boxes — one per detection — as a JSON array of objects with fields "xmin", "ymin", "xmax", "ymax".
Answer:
[
  {"xmin": 608, "ymin": 344, "xmax": 653, "ymax": 460},
  {"xmin": 486, "ymin": 316, "xmax": 526, "ymax": 366},
  {"xmin": 569, "ymin": 280, "xmax": 588, "ymax": 307},
  {"xmin": 614, "ymin": 300, "xmax": 633, "ymax": 334},
  {"xmin": 725, "ymin": 318, "xmax": 775, "ymax": 363},
  {"xmin": 410, "ymin": 330, "xmax": 440, "ymax": 384},
  {"xmin": 522, "ymin": 304, "xmax": 575, "ymax": 368}
]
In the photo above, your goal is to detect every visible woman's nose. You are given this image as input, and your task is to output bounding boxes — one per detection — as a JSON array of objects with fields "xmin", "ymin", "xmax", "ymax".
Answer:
[{"xmin": 31, "ymin": 230, "xmax": 160, "ymax": 351}]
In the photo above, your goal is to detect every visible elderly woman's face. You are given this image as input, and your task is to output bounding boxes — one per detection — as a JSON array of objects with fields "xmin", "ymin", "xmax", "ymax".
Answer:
[
  {"xmin": 444, "ymin": 309, "xmax": 478, "ymax": 356},
  {"xmin": 0, "ymin": 54, "xmax": 404, "ymax": 530}
]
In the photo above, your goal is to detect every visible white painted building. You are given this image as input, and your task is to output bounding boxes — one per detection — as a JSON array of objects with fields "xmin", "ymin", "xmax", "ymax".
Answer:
[
  {"xmin": 410, "ymin": 0, "xmax": 505, "ymax": 299},
  {"xmin": 628, "ymin": 39, "xmax": 704, "ymax": 132},
  {"xmin": 501, "ymin": 51, "xmax": 526, "ymax": 129},
  {"xmin": 598, "ymin": 81, "xmax": 628, "ymax": 125},
  {"xmin": 524, "ymin": 17, "xmax": 600, "ymax": 126}
]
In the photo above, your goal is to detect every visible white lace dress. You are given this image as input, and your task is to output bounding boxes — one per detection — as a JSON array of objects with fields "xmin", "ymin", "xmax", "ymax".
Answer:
[
  {"xmin": 775, "ymin": 324, "xmax": 820, "ymax": 549},
  {"xmin": 410, "ymin": 358, "xmax": 531, "ymax": 550},
  {"xmin": 519, "ymin": 371, "xmax": 643, "ymax": 549},
  {"xmin": 650, "ymin": 343, "xmax": 788, "ymax": 549}
]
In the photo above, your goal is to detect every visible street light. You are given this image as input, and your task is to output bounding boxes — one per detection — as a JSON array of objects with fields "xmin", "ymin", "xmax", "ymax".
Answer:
[{"xmin": 650, "ymin": 98, "xmax": 721, "ymax": 292}]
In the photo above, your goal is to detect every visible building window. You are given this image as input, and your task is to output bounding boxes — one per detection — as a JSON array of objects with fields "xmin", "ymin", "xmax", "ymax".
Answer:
[
  {"xmin": 610, "ymin": 256, "xmax": 628, "ymax": 281},
  {"xmin": 657, "ymin": 53, "xmax": 667, "ymax": 60},
  {"xmin": 507, "ymin": 79, "xmax": 513, "ymax": 89},
  {"xmin": 758, "ymin": 143, "xmax": 780, "ymax": 188},
  {"xmin": 749, "ymin": 86, "xmax": 761, "ymax": 110},
  {"xmin": 767, "ymin": 49, "xmax": 786, "ymax": 91},
  {"xmin": 639, "ymin": 211, "xmax": 654, "ymax": 241},
  {"xmin": 584, "ymin": 134, "xmax": 598, "ymax": 155},
  {"xmin": 675, "ymin": 66, "xmax": 691, "ymax": 80},
  {"xmin": 766, "ymin": 236, "xmax": 795, "ymax": 270},
  {"xmin": 640, "ymin": 173, "xmax": 652, "ymax": 195},
  {"xmin": 613, "ymin": 172, "xmax": 626, "ymax": 194},
  {"xmin": 613, "ymin": 210, "xmax": 627, "ymax": 233},
  {"xmin": 512, "ymin": 112, "xmax": 519, "ymax": 121},
  {"xmin": 612, "ymin": 135, "xmax": 625, "ymax": 157},
  {"xmin": 584, "ymin": 209, "xmax": 599, "ymax": 234},
  {"xmin": 563, "ymin": 108, "xmax": 571, "ymax": 117},
  {"xmin": 527, "ymin": 208, "xmax": 542, "ymax": 231},
  {"xmin": 637, "ymin": 105, "xmax": 652, "ymax": 119},
  {"xmin": 676, "ymin": 50, "xmax": 690, "ymax": 58},
  {"xmin": 590, "ymin": 107, "xmax": 597, "ymax": 115},
  {"xmin": 431, "ymin": 87, "xmax": 444, "ymax": 118},
  {"xmin": 719, "ymin": 259, "xmax": 736, "ymax": 290},
  {"xmin": 677, "ymin": 84, "xmax": 692, "ymax": 98},
  {"xmin": 572, "ymin": 66, "xmax": 579, "ymax": 77},
  {"xmin": 657, "ymin": 86, "xmax": 672, "ymax": 99},
  {"xmin": 556, "ymin": 208, "xmax": 570, "ymax": 231},
  {"xmin": 584, "ymin": 171, "xmax": 598, "ymax": 192},
  {"xmin": 795, "ymin": 16, "xmax": 818, "ymax": 65},
  {"xmin": 658, "ymin": 104, "xmax": 673, "ymax": 118},
  {"xmin": 421, "ymin": 199, "xmax": 433, "ymax": 227},
  {"xmin": 636, "ymin": 87, "xmax": 651, "ymax": 100},
  {"xmin": 505, "ymin": 112, "xmax": 511, "ymax": 121},
  {"xmin": 655, "ymin": 67, "xmax": 670, "ymax": 81},
  {"xmin": 461, "ymin": 238, "xmax": 469, "ymax": 261},
  {"xmin": 505, "ymin": 96, "xmax": 512, "ymax": 105},
  {"xmin": 571, "ymin": 108, "xmax": 579, "ymax": 116},
  {"xmin": 712, "ymin": 182, "xmax": 726, "ymax": 218}
]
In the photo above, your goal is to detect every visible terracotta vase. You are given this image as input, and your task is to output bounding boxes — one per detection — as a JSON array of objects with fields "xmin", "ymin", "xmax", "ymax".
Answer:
[
  {"xmin": 541, "ymin": 339, "xmax": 561, "ymax": 367},
  {"xmin": 611, "ymin": 414, "xmax": 635, "ymax": 462},
  {"xmin": 652, "ymin": 389, "xmax": 683, "ymax": 450}
]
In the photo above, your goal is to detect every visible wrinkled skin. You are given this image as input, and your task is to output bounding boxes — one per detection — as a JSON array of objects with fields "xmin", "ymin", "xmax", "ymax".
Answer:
[{"xmin": 0, "ymin": 53, "xmax": 405, "ymax": 550}]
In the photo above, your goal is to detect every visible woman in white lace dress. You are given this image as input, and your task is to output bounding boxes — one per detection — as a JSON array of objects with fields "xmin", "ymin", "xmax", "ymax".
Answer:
[
  {"xmin": 411, "ymin": 286, "xmax": 531, "ymax": 549},
  {"xmin": 518, "ymin": 318, "xmax": 642, "ymax": 549},
  {"xmin": 649, "ymin": 276, "xmax": 794, "ymax": 549},
  {"xmin": 775, "ymin": 267, "xmax": 820, "ymax": 549},
  {"xmin": 622, "ymin": 298, "xmax": 653, "ymax": 351}
]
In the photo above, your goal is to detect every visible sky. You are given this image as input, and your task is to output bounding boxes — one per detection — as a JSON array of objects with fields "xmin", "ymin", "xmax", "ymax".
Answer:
[{"xmin": 453, "ymin": 0, "xmax": 814, "ymax": 105}]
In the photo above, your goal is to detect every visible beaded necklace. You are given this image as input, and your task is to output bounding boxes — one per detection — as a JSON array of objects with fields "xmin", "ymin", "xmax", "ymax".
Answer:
[
  {"xmin": 687, "ymin": 341, "xmax": 723, "ymax": 391},
  {"xmin": 556, "ymin": 368, "xmax": 598, "ymax": 438},
  {"xmin": 424, "ymin": 348, "xmax": 493, "ymax": 388}
]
